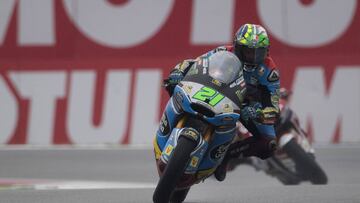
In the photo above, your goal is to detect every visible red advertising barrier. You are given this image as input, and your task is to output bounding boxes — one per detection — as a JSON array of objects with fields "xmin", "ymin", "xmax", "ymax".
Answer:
[{"xmin": 0, "ymin": 0, "xmax": 359, "ymax": 144}]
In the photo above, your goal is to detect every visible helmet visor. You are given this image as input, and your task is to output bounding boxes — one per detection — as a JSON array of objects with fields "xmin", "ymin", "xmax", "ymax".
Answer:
[{"xmin": 235, "ymin": 45, "xmax": 267, "ymax": 65}]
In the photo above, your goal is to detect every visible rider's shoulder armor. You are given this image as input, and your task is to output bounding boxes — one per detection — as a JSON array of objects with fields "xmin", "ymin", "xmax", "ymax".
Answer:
[{"xmin": 254, "ymin": 56, "xmax": 280, "ymax": 88}]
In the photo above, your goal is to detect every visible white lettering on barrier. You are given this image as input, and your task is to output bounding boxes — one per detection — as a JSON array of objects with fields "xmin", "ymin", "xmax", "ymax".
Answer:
[
  {"xmin": 9, "ymin": 71, "xmax": 66, "ymax": 144},
  {"xmin": 19, "ymin": 0, "xmax": 55, "ymax": 45},
  {"xmin": 0, "ymin": 74, "xmax": 18, "ymax": 143},
  {"xmin": 67, "ymin": 70, "xmax": 131, "ymax": 144},
  {"xmin": 0, "ymin": 1, "xmax": 358, "ymax": 47},
  {"xmin": 129, "ymin": 69, "xmax": 162, "ymax": 144},
  {"xmin": 62, "ymin": 0, "xmax": 175, "ymax": 48},
  {"xmin": 0, "ymin": 0, "xmax": 55, "ymax": 45},
  {"xmin": 291, "ymin": 67, "xmax": 360, "ymax": 143},
  {"xmin": 1, "ymin": 68, "xmax": 359, "ymax": 144},
  {"xmin": 258, "ymin": 0, "xmax": 357, "ymax": 47},
  {"xmin": 0, "ymin": 0, "xmax": 16, "ymax": 45},
  {"xmin": 191, "ymin": 0, "xmax": 235, "ymax": 44}
]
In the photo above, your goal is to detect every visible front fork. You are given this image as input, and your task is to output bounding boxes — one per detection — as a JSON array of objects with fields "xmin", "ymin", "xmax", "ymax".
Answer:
[
  {"xmin": 154, "ymin": 115, "xmax": 213, "ymax": 158},
  {"xmin": 153, "ymin": 115, "xmax": 188, "ymax": 161},
  {"xmin": 154, "ymin": 115, "xmax": 214, "ymax": 174},
  {"xmin": 173, "ymin": 115, "xmax": 215, "ymax": 144}
]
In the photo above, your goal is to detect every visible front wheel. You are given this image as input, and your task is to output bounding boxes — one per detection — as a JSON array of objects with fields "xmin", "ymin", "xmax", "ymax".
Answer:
[
  {"xmin": 170, "ymin": 188, "xmax": 190, "ymax": 203},
  {"xmin": 283, "ymin": 139, "xmax": 328, "ymax": 185},
  {"xmin": 153, "ymin": 136, "xmax": 197, "ymax": 203}
]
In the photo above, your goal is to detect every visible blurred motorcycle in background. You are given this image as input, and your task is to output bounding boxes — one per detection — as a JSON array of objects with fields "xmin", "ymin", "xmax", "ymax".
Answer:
[
  {"xmin": 229, "ymin": 88, "xmax": 328, "ymax": 185},
  {"xmin": 152, "ymin": 52, "xmax": 247, "ymax": 203}
]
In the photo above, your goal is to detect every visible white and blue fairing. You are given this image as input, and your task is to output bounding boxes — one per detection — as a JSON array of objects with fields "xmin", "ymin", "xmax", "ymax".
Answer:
[{"xmin": 156, "ymin": 51, "xmax": 244, "ymax": 174}]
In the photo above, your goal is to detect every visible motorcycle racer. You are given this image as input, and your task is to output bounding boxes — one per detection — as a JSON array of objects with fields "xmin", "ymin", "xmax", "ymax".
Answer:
[
  {"xmin": 163, "ymin": 24, "xmax": 281, "ymax": 181},
  {"xmin": 228, "ymin": 87, "xmax": 327, "ymax": 185}
]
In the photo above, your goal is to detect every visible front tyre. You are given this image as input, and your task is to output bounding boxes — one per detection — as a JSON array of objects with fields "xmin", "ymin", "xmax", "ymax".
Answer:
[
  {"xmin": 153, "ymin": 136, "xmax": 197, "ymax": 203},
  {"xmin": 283, "ymin": 139, "xmax": 328, "ymax": 185},
  {"xmin": 170, "ymin": 188, "xmax": 190, "ymax": 203}
]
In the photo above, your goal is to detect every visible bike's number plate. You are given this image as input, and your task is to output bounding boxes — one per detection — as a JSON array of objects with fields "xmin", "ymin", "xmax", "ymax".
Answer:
[{"xmin": 192, "ymin": 86, "xmax": 224, "ymax": 107}]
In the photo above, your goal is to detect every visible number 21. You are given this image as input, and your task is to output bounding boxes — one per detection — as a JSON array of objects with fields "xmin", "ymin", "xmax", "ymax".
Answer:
[{"xmin": 192, "ymin": 86, "xmax": 224, "ymax": 106}]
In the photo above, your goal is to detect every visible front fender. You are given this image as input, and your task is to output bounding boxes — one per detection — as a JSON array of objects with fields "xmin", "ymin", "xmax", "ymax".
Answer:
[{"xmin": 161, "ymin": 127, "xmax": 209, "ymax": 174}]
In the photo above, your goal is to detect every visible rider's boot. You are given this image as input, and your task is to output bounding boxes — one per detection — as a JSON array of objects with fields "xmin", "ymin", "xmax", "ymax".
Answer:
[
  {"xmin": 214, "ymin": 138, "xmax": 254, "ymax": 182},
  {"xmin": 214, "ymin": 136, "xmax": 274, "ymax": 182},
  {"xmin": 214, "ymin": 157, "xmax": 230, "ymax": 182}
]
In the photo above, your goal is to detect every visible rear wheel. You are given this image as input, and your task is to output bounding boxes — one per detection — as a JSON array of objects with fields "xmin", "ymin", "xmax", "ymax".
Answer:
[
  {"xmin": 283, "ymin": 139, "xmax": 328, "ymax": 185},
  {"xmin": 153, "ymin": 136, "xmax": 197, "ymax": 203},
  {"xmin": 268, "ymin": 157, "xmax": 301, "ymax": 185}
]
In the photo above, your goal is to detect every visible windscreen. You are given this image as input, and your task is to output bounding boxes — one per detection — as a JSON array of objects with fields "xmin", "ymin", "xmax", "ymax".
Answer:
[{"xmin": 208, "ymin": 51, "xmax": 242, "ymax": 84}]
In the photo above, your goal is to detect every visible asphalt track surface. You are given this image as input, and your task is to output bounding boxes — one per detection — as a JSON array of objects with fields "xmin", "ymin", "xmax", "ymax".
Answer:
[{"xmin": 0, "ymin": 145, "xmax": 359, "ymax": 203}]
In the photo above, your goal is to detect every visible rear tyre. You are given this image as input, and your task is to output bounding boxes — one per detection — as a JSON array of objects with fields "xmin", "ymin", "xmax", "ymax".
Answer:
[
  {"xmin": 153, "ymin": 136, "xmax": 197, "ymax": 203},
  {"xmin": 268, "ymin": 157, "xmax": 301, "ymax": 185},
  {"xmin": 283, "ymin": 139, "xmax": 328, "ymax": 185}
]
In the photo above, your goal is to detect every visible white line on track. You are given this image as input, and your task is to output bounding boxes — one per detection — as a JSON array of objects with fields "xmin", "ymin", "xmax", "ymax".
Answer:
[
  {"xmin": 0, "ymin": 144, "xmax": 152, "ymax": 151},
  {"xmin": 0, "ymin": 178, "xmax": 156, "ymax": 190},
  {"xmin": 32, "ymin": 181, "xmax": 156, "ymax": 190}
]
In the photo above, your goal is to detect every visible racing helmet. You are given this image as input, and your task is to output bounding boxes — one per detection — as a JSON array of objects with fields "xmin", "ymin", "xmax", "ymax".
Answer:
[{"xmin": 233, "ymin": 24, "xmax": 270, "ymax": 66}]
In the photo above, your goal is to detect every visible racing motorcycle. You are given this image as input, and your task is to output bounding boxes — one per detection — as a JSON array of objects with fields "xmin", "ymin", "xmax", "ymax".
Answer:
[
  {"xmin": 153, "ymin": 51, "xmax": 246, "ymax": 203},
  {"xmin": 231, "ymin": 89, "xmax": 328, "ymax": 185}
]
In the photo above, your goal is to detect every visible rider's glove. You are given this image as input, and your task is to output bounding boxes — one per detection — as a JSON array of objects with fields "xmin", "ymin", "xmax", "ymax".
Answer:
[
  {"xmin": 163, "ymin": 69, "xmax": 184, "ymax": 96},
  {"xmin": 168, "ymin": 69, "xmax": 184, "ymax": 85},
  {"xmin": 241, "ymin": 106, "xmax": 260, "ymax": 122},
  {"xmin": 257, "ymin": 107, "xmax": 279, "ymax": 125}
]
